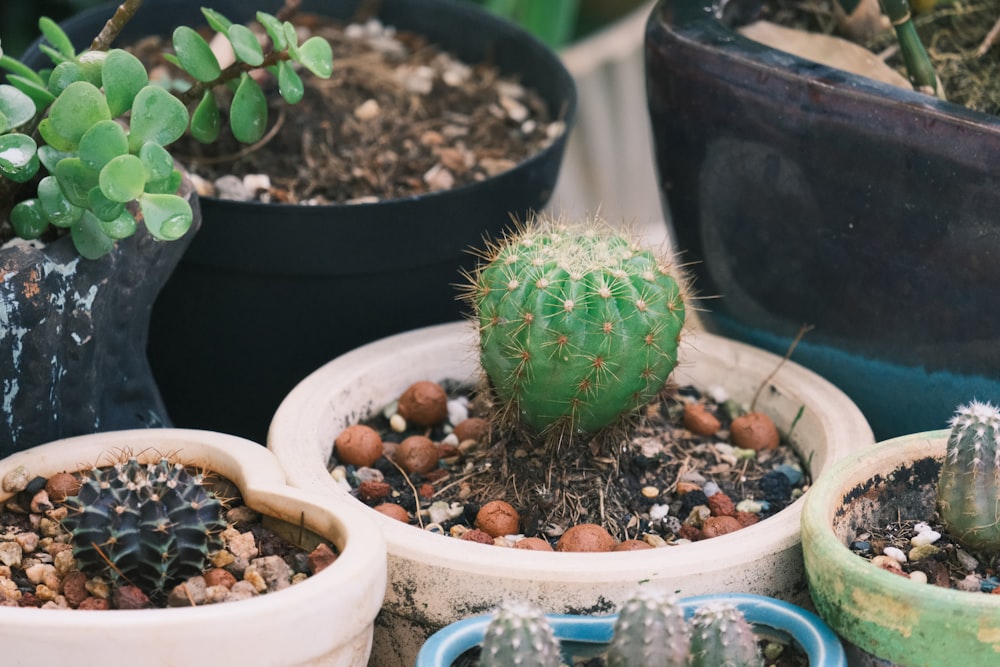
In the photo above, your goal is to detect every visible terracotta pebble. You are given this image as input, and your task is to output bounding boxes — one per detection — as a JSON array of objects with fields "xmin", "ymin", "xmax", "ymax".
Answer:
[
  {"xmin": 397, "ymin": 381, "xmax": 449, "ymax": 426},
  {"xmin": 334, "ymin": 424, "xmax": 383, "ymax": 467},
  {"xmin": 393, "ymin": 435, "xmax": 439, "ymax": 475},
  {"xmin": 373, "ymin": 503, "xmax": 410, "ymax": 523},
  {"xmin": 460, "ymin": 529, "xmax": 495, "ymax": 545},
  {"xmin": 453, "ymin": 417, "xmax": 489, "ymax": 443},
  {"xmin": 699, "ymin": 515, "xmax": 742, "ymax": 539},
  {"xmin": 683, "ymin": 402, "xmax": 721, "ymax": 436},
  {"xmin": 613, "ymin": 539, "xmax": 653, "ymax": 551},
  {"xmin": 307, "ymin": 543, "xmax": 338, "ymax": 575},
  {"xmin": 475, "ymin": 500, "xmax": 520, "ymax": 537},
  {"xmin": 707, "ymin": 493, "xmax": 737, "ymax": 517},
  {"xmin": 513, "ymin": 537, "xmax": 554, "ymax": 551},
  {"xmin": 357, "ymin": 480, "xmax": 391, "ymax": 501},
  {"xmin": 44, "ymin": 472, "xmax": 81, "ymax": 503},
  {"xmin": 203, "ymin": 567, "xmax": 238, "ymax": 589},
  {"xmin": 729, "ymin": 412, "xmax": 780, "ymax": 451},
  {"xmin": 555, "ymin": 524, "xmax": 616, "ymax": 553}
]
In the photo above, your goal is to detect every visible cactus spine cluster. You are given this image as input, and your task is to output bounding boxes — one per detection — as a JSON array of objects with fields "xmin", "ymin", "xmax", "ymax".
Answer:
[
  {"xmin": 62, "ymin": 457, "xmax": 227, "ymax": 599},
  {"xmin": 469, "ymin": 215, "xmax": 686, "ymax": 434},
  {"xmin": 479, "ymin": 600, "xmax": 563, "ymax": 667},
  {"xmin": 606, "ymin": 588, "xmax": 690, "ymax": 667},
  {"xmin": 688, "ymin": 603, "xmax": 764, "ymax": 667},
  {"xmin": 936, "ymin": 400, "xmax": 1000, "ymax": 553}
]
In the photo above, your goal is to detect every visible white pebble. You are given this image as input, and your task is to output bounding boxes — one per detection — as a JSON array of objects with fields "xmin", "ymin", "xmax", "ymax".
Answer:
[
  {"xmin": 353, "ymin": 98, "xmax": 380, "ymax": 121},
  {"xmin": 442, "ymin": 433, "xmax": 459, "ymax": 446},
  {"xmin": 909, "ymin": 570, "xmax": 928, "ymax": 584},
  {"xmin": 447, "ymin": 399, "xmax": 469, "ymax": 426},
  {"xmin": 702, "ymin": 481, "xmax": 721, "ymax": 497},
  {"xmin": 648, "ymin": 504, "xmax": 670, "ymax": 521},
  {"xmin": 2, "ymin": 466, "xmax": 29, "ymax": 493},
  {"xmin": 883, "ymin": 546, "xmax": 907, "ymax": 563},
  {"xmin": 956, "ymin": 548, "xmax": 980, "ymax": 572},
  {"xmin": 242, "ymin": 173, "xmax": 271, "ymax": 194},
  {"xmin": 706, "ymin": 385, "xmax": 730, "ymax": 403},
  {"xmin": 910, "ymin": 530, "xmax": 940, "ymax": 547},
  {"xmin": 913, "ymin": 521, "xmax": 933, "ymax": 534},
  {"xmin": 389, "ymin": 414, "xmax": 407, "ymax": 432},
  {"xmin": 736, "ymin": 499, "xmax": 763, "ymax": 514},
  {"xmin": 957, "ymin": 574, "xmax": 982, "ymax": 592}
]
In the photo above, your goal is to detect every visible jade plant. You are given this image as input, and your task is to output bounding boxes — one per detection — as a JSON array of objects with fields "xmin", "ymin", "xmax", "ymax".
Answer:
[
  {"xmin": 467, "ymin": 215, "xmax": 687, "ymax": 436},
  {"xmin": 936, "ymin": 400, "xmax": 1000, "ymax": 554},
  {"xmin": 61, "ymin": 456, "xmax": 227, "ymax": 600},
  {"xmin": 0, "ymin": 0, "xmax": 332, "ymax": 258}
]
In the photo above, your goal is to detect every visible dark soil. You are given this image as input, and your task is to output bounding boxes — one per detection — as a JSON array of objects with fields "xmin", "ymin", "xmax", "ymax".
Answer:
[
  {"xmin": 747, "ymin": 0, "xmax": 1000, "ymax": 115},
  {"xmin": 329, "ymin": 379, "xmax": 811, "ymax": 549}
]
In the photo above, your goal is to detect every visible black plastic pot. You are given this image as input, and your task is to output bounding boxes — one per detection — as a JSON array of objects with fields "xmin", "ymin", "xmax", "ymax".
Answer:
[
  {"xmin": 646, "ymin": 0, "xmax": 1000, "ymax": 440},
  {"xmin": 38, "ymin": 0, "xmax": 577, "ymax": 443}
]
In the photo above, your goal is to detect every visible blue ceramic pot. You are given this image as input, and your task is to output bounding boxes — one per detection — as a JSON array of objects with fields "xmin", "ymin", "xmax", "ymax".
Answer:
[
  {"xmin": 645, "ymin": 0, "xmax": 1000, "ymax": 440},
  {"xmin": 415, "ymin": 592, "xmax": 846, "ymax": 666}
]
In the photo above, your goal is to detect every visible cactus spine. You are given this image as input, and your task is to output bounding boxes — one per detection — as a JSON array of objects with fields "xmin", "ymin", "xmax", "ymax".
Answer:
[
  {"xmin": 62, "ymin": 457, "xmax": 227, "ymax": 599},
  {"xmin": 688, "ymin": 603, "xmax": 764, "ymax": 667},
  {"xmin": 470, "ymin": 215, "xmax": 686, "ymax": 434},
  {"xmin": 936, "ymin": 400, "xmax": 1000, "ymax": 553},
  {"xmin": 606, "ymin": 588, "xmax": 690, "ymax": 667},
  {"xmin": 479, "ymin": 600, "xmax": 563, "ymax": 667}
]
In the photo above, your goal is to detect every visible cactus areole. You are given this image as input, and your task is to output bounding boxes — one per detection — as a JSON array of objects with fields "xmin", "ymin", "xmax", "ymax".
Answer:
[
  {"xmin": 472, "ymin": 219, "xmax": 686, "ymax": 434},
  {"xmin": 936, "ymin": 400, "xmax": 1000, "ymax": 554}
]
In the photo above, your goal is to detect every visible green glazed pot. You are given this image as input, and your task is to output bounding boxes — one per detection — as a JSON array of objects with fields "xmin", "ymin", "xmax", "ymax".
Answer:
[{"xmin": 801, "ymin": 431, "xmax": 1000, "ymax": 666}]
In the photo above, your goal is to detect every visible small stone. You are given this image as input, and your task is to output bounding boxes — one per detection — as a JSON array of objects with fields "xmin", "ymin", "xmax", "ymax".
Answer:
[
  {"xmin": 203, "ymin": 567, "xmax": 237, "ymax": 589},
  {"xmin": 729, "ymin": 412, "xmax": 780, "ymax": 451},
  {"xmin": 641, "ymin": 486, "xmax": 659, "ymax": 499},
  {"xmin": 702, "ymin": 481, "xmax": 721, "ymax": 497},
  {"xmin": 353, "ymin": 98, "xmax": 380, "ymax": 120},
  {"xmin": 476, "ymin": 500, "xmax": 520, "ymax": 537},
  {"xmin": 775, "ymin": 464, "xmax": 804, "ymax": 486},
  {"xmin": 736, "ymin": 499, "xmax": 764, "ymax": 514},
  {"xmin": 243, "ymin": 567, "xmax": 268, "ymax": 594},
  {"xmin": 77, "ymin": 596, "xmax": 109, "ymax": 610},
  {"xmin": 214, "ymin": 175, "xmax": 251, "ymax": 201},
  {"xmin": 85, "ymin": 577, "xmax": 110, "ymax": 600},
  {"xmin": 883, "ymin": 546, "xmax": 907, "ymax": 563},
  {"xmin": 357, "ymin": 480, "xmax": 391, "ymax": 501},
  {"xmin": 307, "ymin": 543, "xmax": 338, "ymax": 574},
  {"xmin": 707, "ymin": 493, "xmax": 737, "ymax": 517},
  {"xmin": 0, "ymin": 542, "xmax": 22, "ymax": 568},
  {"xmin": 675, "ymin": 481, "xmax": 702, "ymax": 496},
  {"xmin": 513, "ymin": 537, "xmax": 554, "ymax": 551},
  {"xmin": 114, "ymin": 584, "xmax": 152, "ymax": 610},
  {"xmin": 394, "ymin": 435, "xmax": 440, "ymax": 475},
  {"xmin": 389, "ymin": 414, "xmax": 407, "ymax": 432},
  {"xmin": 460, "ymin": 529, "xmax": 494, "ymax": 545},
  {"xmin": 211, "ymin": 550, "xmax": 236, "ymax": 569},
  {"xmin": 227, "ymin": 580, "xmax": 258, "ymax": 602},
  {"xmin": 44, "ymin": 472, "xmax": 80, "ymax": 502},
  {"xmin": 423, "ymin": 163, "xmax": 455, "ymax": 191},
  {"xmin": 335, "ymin": 424, "xmax": 384, "ymax": 467},
  {"xmin": 909, "ymin": 570, "xmax": 928, "ymax": 584},
  {"xmin": 225, "ymin": 506, "xmax": 260, "ymax": 529},
  {"xmin": 167, "ymin": 576, "xmax": 207, "ymax": 607},
  {"xmin": 908, "ymin": 544, "xmax": 940, "ymax": 562},
  {"xmin": 871, "ymin": 555, "xmax": 905, "ymax": 574},
  {"xmin": 226, "ymin": 530, "xmax": 259, "ymax": 563},
  {"xmin": 957, "ymin": 573, "xmax": 982, "ymax": 592},
  {"xmin": 683, "ymin": 402, "xmax": 721, "ymax": 436},
  {"xmin": 13, "ymin": 532, "xmax": 38, "ymax": 553},
  {"xmin": 248, "ymin": 555, "xmax": 292, "ymax": 593},
  {"xmin": 23, "ymin": 563, "xmax": 54, "ymax": 585},
  {"xmin": 2, "ymin": 466, "xmax": 29, "ymax": 493},
  {"xmin": 648, "ymin": 504, "xmax": 670, "ymax": 521},
  {"xmin": 453, "ymin": 417, "xmax": 489, "ymax": 444},
  {"xmin": 62, "ymin": 571, "xmax": 89, "ymax": 607},
  {"xmin": 613, "ymin": 539, "xmax": 654, "ymax": 551},
  {"xmin": 699, "ymin": 515, "xmax": 742, "ymax": 539},
  {"xmin": 204, "ymin": 585, "xmax": 231, "ymax": 604},
  {"xmin": 373, "ymin": 503, "xmax": 410, "ymax": 523},
  {"xmin": 397, "ymin": 381, "xmax": 449, "ymax": 426},
  {"xmin": 33, "ymin": 585, "xmax": 57, "ymax": 602},
  {"xmin": 910, "ymin": 530, "xmax": 941, "ymax": 547},
  {"xmin": 956, "ymin": 548, "xmax": 980, "ymax": 572},
  {"xmin": 242, "ymin": 173, "xmax": 271, "ymax": 195},
  {"xmin": 556, "ymin": 524, "xmax": 616, "ymax": 553}
]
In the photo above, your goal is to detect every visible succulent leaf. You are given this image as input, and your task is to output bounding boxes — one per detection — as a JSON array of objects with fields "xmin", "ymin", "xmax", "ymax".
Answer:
[
  {"xmin": 230, "ymin": 73, "xmax": 268, "ymax": 143},
  {"xmin": 103, "ymin": 49, "xmax": 149, "ymax": 117},
  {"xmin": 228, "ymin": 24, "xmax": 264, "ymax": 66},
  {"xmin": 172, "ymin": 26, "xmax": 222, "ymax": 83},
  {"xmin": 0, "ymin": 83, "xmax": 37, "ymax": 129}
]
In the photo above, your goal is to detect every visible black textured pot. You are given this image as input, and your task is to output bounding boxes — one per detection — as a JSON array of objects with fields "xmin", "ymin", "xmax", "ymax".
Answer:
[
  {"xmin": 646, "ymin": 0, "xmax": 1000, "ymax": 440},
  {"xmin": 39, "ymin": 0, "xmax": 577, "ymax": 444},
  {"xmin": 0, "ymin": 180, "xmax": 200, "ymax": 457}
]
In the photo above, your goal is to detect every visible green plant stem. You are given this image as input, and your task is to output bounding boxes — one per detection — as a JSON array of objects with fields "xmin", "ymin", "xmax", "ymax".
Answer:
[{"xmin": 878, "ymin": 0, "xmax": 941, "ymax": 97}]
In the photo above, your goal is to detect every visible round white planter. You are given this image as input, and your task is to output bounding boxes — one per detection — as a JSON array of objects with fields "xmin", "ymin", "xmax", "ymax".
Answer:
[
  {"xmin": 268, "ymin": 321, "xmax": 874, "ymax": 665},
  {"xmin": 0, "ymin": 429, "xmax": 387, "ymax": 667}
]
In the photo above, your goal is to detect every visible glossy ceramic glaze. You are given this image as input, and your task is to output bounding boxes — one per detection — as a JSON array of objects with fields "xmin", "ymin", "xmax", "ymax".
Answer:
[{"xmin": 645, "ymin": 0, "xmax": 1000, "ymax": 440}]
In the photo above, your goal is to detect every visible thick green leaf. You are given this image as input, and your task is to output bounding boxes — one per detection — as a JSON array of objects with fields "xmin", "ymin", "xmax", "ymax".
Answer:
[
  {"xmin": 201, "ymin": 7, "xmax": 234, "ymax": 33},
  {"xmin": 39, "ymin": 17, "xmax": 75, "ymax": 59},
  {"xmin": 0, "ymin": 114, "xmax": 5, "ymax": 134},
  {"xmin": 87, "ymin": 186, "xmax": 126, "ymax": 222},
  {"xmin": 75, "ymin": 51, "xmax": 107, "ymax": 87},
  {"xmin": 230, "ymin": 73, "xmax": 267, "ymax": 143},
  {"xmin": 139, "ymin": 192, "xmax": 192, "ymax": 241},
  {"xmin": 0, "ymin": 133, "xmax": 39, "ymax": 182},
  {"xmin": 0, "ymin": 55, "xmax": 47, "ymax": 86},
  {"xmin": 128, "ymin": 85, "xmax": 188, "ymax": 150},
  {"xmin": 144, "ymin": 169, "xmax": 182, "ymax": 195},
  {"xmin": 256, "ymin": 12, "xmax": 287, "ymax": 50},
  {"xmin": 10, "ymin": 199, "xmax": 49, "ymax": 239},
  {"xmin": 103, "ymin": 49, "xmax": 148, "ymax": 117},
  {"xmin": 78, "ymin": 119, "xmax": 128, "ymax": 170},
  {"xmin": 54, "ymin": 157, "xmax": 100, "ymax": 207},
  {"xmin": 37, "ymin": 118, "xmax": 76, "ymax": 152},
  {"xmin": 38, "ymin": 175, "xmax": 84, "ymax": 227},
  {"xmin": 47, "ymin": 61, "xmax": 85, "ymax": 97},
  {"xmin": 139, "ymin": 142, "xmax": 174, "ymax": 182},
  {"xmin": 38, "ymin": 44, "xmax": 71, "ymax": 66},
  {"xmin": 99, "ymin": 154, "xmax": 146, "ymax": 202},
  {"xmin": 47, "ymin": 80, "xmax": 110, "ymax": 146},
  {"xmin": 0, "ymin": 84, "xmax": 37, "ymax": 129},
  {"xmin": 191, "ymin": 90, "xmax": 220, "ymax": 143},
  {"xmin": 71, "ymin": 211, "xmax": 116, "ymax": 259},
  {"xmin": 295, "ymin": 36, "xmax": 334, "ymax": 78},
  {"xmin": 37, "ymin": 145, "xmax": 70, "ymax": 172},
  {"xmin": 97, "ymin": 208, "xmax": 137, "ymax": 239},
  {"xmin": 172, "ymin": 26, "xmax": 221, "ymax": 83},
  {"xmin": 4, "ymin": 74, "xmax": 56, "ymax": 111},
  {"xmin": 228, "ymin": 24, "xmax": 264, "ymax": 66},
  {"xmin": 277, "ymin": 60, "xmax": 303, "ymax": 104},
  {"xmin": 282, "ymin": 22, "xmax": 299, "ymax": 50}
]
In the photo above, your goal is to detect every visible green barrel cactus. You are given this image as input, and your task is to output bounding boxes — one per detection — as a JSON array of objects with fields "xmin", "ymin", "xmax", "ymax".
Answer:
[
  {"xmin": 936, "ymin": 400, "xmax": 1000, "ymax": 553},
  {"xmin": 606, "ymin": 588, "xmax": 690, "ymax": 667},
  {"xmin": 689, "ymin": 603, "xmax": 763, "ymax": 667},
  {"xmin": 479, "ymin": 600, "xmax": 563, "ymax": 667},
  {"xmin": 62, "ymin": 457, "xmax": 227, "ymax": 599},
  {"xmin": 470, "ymin": 217, "xmax": 686, "ymax": 433}
]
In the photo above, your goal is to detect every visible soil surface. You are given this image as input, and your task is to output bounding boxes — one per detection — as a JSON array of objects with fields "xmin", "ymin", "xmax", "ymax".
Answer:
[{"xmin": 329, "ymin": 378, "xmax": 811, "ymax": 550}]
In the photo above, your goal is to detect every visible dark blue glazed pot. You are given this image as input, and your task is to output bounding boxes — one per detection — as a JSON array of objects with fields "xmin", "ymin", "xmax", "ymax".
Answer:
[
  {"xmin": 415, "ymin": 592, "xmax": 847, "ymax": 666},
  {"xmin": 645, "ymin": 0, "xmax": 1000, "ymax": 440}
]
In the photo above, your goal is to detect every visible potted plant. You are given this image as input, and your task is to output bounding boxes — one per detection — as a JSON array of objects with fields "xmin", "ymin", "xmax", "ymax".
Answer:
[
  {"xmin": 416, "ymin": 590, "xmax": 846, "ymax": 666},
  {"xmin": 801, "ymin": 401, "xmax": 1000, "ymax": 666},
  {"xmin": 0, "ymin": 0, "xmax": 333, "ymax": 455},
  {"xmin": 644, "ymin": 0, "xmax": 1000, "ymax": 442},
  {"xmin": 0, "ymin": 427, "xmax": 386, "ymax": 666},
  {"xmin": 268, "ymin": 215, "xmax": 874, "ymax": 665}
]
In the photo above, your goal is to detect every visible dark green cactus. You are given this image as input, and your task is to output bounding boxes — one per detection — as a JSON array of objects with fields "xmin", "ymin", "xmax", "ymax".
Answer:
[
  {"xmin": 470, "ymin": 216, "xmax": 686, "ymax": 433},
  {"xmin": 936, "ymin": 400, "xmax": 1000, "ymax": 553},
  {"xmin": 689, "ymin": 603, "xmax": 763, "ymax": 667},
  {"xmin": 61, "ymin": 457, "xmax": 226, "ymax": 599},
  {"xmin": 479, "ymin": 600, "xmax": 563, "ymax": 667},
  {"xmin": 606, "ymin": 588, "xmax": 690, "ymax": 667}
]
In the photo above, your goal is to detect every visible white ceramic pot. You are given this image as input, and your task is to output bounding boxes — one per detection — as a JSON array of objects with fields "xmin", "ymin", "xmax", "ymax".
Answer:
[
  {"xmin": 268, "ymin": 321, "xmax": 874, "ymax": 665},
  {"xmin": 0, "ymin": 429, "xmax": 387, "ymax": 667},
  {"xmin": 550, "ymin": 0, "xmax": 664, "ymax": 229}
]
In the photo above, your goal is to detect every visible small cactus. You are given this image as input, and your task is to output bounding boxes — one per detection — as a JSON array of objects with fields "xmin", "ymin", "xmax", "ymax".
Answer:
[
  {"xmin": 688, "ymin": 603, "xmax": 764, "ymax": 667},
  {"xmin": 61, "ymin": 457, "xmax": 227, "ymax": 599},
  {"xmin": 469, "ymin": 215, "xmax": 686, "ymax": 434},
  {"xmin": 479, "ymin": 600, "xmax": 563, "ymax": 667},
  {"xmin": 606, "ymin": 588, "xmax": 690, "ymax": 667},
  {"xmin": 936, "ymin": 400, "xmax": 1000, "ymax": 553}
]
